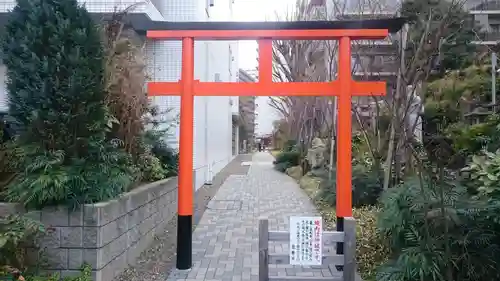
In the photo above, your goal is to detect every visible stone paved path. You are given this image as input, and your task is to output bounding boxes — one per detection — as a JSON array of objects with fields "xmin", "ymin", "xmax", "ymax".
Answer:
[{"xmin": 166, "ymin": 152, "xmax": 339, "ymax": 281}]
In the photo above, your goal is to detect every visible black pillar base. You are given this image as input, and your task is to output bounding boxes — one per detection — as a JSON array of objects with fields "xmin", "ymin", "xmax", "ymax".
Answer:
[
  {"xmin": 176, "ymin": 215, "xmax": 192, "ymax": 270},
  {"xmin": 336, "ymin": 216, "xmax": 344, "ymax": 271}
]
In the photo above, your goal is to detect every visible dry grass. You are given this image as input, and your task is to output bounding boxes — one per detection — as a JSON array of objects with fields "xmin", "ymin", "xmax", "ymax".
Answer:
[
  {"xmin": 270, "ymin": 150, "xmax": 281, "ymax": 158},
  {"xmin": 102, "ymin": 9, "xmax": 149, "ymax": 157}
]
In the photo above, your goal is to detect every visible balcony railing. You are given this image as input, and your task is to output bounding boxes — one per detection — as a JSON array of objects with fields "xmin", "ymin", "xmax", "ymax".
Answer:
[
  {"xmin": 336, "ymin": 11, "xmax": 397, "ymax": 20},
  {"xmin": 351, "ymin": 38, "xmax": 397, "ymax": 56},
  {"xmin": 470, "ymin": 0, "xmax": 500, "ymax": 13},
  {"xmin": 353, "ymin": 56, "xmax": 399, "ymax": 72},
  {"xmin": 471, "ymin": 32, "xmax": 500, "ymax": 44}
]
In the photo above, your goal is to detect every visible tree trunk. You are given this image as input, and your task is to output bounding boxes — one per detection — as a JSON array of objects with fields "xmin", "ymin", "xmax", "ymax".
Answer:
[{"xmin": 383, "ymin": 23, "xmax": 408, "ymax": 190}]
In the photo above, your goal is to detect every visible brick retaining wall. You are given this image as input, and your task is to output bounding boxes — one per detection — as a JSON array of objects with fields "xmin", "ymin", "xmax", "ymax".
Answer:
[{"xmin": 0, "ymin": 177, "xmax": 178, "ymax": 281}]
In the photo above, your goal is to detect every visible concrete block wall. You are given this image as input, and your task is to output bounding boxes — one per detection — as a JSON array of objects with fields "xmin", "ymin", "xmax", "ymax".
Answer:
[{"xmin": 0, "ymin": 178, "xmax": 178, "ymax": 281}]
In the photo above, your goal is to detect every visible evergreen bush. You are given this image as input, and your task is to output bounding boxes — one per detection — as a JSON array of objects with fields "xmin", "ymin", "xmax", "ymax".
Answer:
[
  {"xmin": 273, "ymin": 151, "xmax": 300, "ymax": 173},
  {"xmin": 377, "ymin": 177, "xmax": 500, "ymax": 281},
  {"xmin": 141, "ymin": 104, "xmax": 179, "ymax": 178},
  {"xmin": 1, "ymin": 0, "xmax": 133, "ymax": 209},
  {"xmin": 273, "ymin": 151, "xmax": 300, "ymax": 165},
  {"xmin": 317, "ymin": 165, "xmax": 383, "ymax": 208}
]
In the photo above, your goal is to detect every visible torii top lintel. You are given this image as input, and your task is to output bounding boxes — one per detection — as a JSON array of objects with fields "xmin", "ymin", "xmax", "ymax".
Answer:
[{"xmin": 142, "ymin": 18, "xmax": 406, "ymax": 40}]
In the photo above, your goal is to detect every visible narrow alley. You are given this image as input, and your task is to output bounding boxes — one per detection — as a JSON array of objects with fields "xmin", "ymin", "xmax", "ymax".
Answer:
[{"xmin": 167, "ymin": 152, "xmax": 341, "ymax": 281}]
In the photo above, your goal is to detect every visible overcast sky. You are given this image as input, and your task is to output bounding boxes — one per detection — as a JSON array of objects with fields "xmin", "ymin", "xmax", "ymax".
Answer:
[{"xmin": 233, "ymin": 0, "xmax": 295, "ymax": 136}]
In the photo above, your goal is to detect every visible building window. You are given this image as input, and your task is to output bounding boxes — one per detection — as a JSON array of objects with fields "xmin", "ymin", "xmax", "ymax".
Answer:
[
  {"xmin": 310, "ymin": 0, "xmax": 325, "ymax": 5},
  {"xmin": 492, "ymin": 24, "xmax": 500, "ymax": 33}
]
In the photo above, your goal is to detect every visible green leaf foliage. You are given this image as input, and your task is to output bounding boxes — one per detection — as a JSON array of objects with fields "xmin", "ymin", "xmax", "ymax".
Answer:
[
  {"xmin": 377, "ymin": 177, "xmax": 500, "ymax": 281},
  {"xmin": 143, "ymin": 128, "xmax": 179, "ymax": 178},
  {"xmin": 423, "ymin": 64, "xmax": 500, "ymax": 168},
  {"xmin": 0, "ymin": 215, "xmax": 44, "ymax": 273},
  {"xmin": 461, "ymin": 149, "xmax": 500, "ymax": 198},
  {"xmin": 273, "ymin": 151, "xmax": 300, "ymax": 166},
  {"xmin": 273, "ymin": 151, "xmax": 300, "ymax": 173},
  {"xmin": 1, "ymin": 0, "xmax": 134, "ymax": 209},
  {"xmin": 317, "ymin": 165, "xmax": 383, "ymax": 208}
]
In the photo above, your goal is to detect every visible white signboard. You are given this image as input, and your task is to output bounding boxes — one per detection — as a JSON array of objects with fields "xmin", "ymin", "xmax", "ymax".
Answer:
[{"xmin": 289, "ymin": 216, "xmax": 323, "ymax": 265}]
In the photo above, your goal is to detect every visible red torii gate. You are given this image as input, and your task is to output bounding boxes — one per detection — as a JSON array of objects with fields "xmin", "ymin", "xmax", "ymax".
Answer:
[{"xmin": 144, "ymin": 19, "xmax": 405, "ymax": 270}]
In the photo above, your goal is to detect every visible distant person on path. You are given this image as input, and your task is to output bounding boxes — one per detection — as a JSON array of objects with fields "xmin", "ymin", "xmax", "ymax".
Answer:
[{"xmin": 258, "ymin": 142, "xmax": 262, "ymax": 152}]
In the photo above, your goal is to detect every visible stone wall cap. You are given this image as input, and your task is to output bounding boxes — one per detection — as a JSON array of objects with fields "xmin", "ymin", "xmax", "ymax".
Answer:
[{"xmin": 84, "ymin": 177, "xmax": 178, "ymax": 208}]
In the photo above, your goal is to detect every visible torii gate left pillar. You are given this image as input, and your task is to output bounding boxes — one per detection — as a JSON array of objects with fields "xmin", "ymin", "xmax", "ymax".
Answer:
[{"xmin": 147, "ymin": 25, "xmax": 392, "ymax": 270}]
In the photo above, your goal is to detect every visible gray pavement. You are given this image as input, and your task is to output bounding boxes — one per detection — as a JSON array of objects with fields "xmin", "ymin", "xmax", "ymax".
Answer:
[{"xmin": 166, "ymin": 152, "xmax": 338, "ymax": 281}]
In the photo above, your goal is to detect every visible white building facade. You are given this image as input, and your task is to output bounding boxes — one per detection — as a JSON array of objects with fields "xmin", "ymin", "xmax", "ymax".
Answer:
[{"xmin": 0, "ymin": 0, "xmax": 239, "ymax": 191}]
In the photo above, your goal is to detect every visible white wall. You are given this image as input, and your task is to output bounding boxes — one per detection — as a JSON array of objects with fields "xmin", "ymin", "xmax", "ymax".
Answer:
[
  {"xmin": 206, "ymin": 0, "xmax": 238, "ymax": 181},
  {"xmin": 230, "ymin": 40, "xmax": 240, "ymax": 114},
  {"xmin": 146, "ymin": 0, "xmax": 236, "ymax": 190}
]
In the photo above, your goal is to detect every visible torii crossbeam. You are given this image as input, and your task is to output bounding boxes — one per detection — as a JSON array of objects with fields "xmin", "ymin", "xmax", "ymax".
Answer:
[{"xmin": 143, "ymin": 18, "xmax": 406, "ymax": 270}]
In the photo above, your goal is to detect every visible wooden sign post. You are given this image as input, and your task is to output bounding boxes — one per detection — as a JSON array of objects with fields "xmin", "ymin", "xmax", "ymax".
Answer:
[{"xmin": 145, "ymin": 19, "xmax": 405, "ymax": 270}]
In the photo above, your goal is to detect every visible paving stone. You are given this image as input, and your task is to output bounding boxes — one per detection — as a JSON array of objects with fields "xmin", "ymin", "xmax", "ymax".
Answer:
[{"xmin": 165, "ymin": 152, "xmax": 331, "ymax": 280}]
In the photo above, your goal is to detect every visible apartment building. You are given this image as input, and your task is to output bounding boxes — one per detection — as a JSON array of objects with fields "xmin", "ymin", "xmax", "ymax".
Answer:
[
  {"xmin": 306, "ymin": 0, "xmax": 399, "ymax": 124},
  {"xmin": 304, "ymin": 0, "xmax": 428, "ymax": 140},
  {"xmin": 305, "ymin": 0, "xmax": 500, "ymax": 142},
  {"xmin": 238, "ymin": 69, "xmax": 257, "ymax": 153},
  {"xmin": 0, "ymin": 0, "xmax": 239, "ymax": 190},
  {"xmin": 307, "ymin": 1, "xmax": 399, "ymax": 87},
  {"xmin": 470, "ymin": 0, "xmax": 500, "ymax": 44}
]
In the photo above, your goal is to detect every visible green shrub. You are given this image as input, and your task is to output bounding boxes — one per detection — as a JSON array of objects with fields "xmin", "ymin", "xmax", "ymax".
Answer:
[
  {"xmin": 461, "ymin": 149, "xmax": 500, "ymax": 197},
  {"xmin": 0, "ymin": 215, "xmax": 44, "ymax": 273},
  {"xmin": 0, "ymin": 120, "xmax": 21, "ymax": 200},
  {"xmin": 144, "ymin": 129, "xmax": 179, "ymax": 177},
  {"xmin": 152, "ymin": 144, "xmax": 179, "ymax": 177},
  {"xmin": 136, "ymin": 153, "xmax": 167, "ymax": 182},
  {"xmin": 274, "ymin": 151, "xmax": 300, "ymax": 165},
  {"xmin": 317, "ymin": 165, "xmax": 383, "ymax": 208},
  {"xmin": 2, "ymin": 0, "xmax": 134, "ymax": 209},
  {"xmin": 273, "ymin": 151, "xmax": 300, "ymax": 173},
  {"xmin": 274, "ymin": 161, "xmax": 292, "ymax": 173},
  {"xmin": 376, "ymin": 177, "xmax": 500, "ymax": 281},
  {"xmin": 284, "ymin": 140, "xmax": 297, "ymax": 152},
  {"xmin": 132, "ymin": 129, "xmax": 177, "ymax": 182}
]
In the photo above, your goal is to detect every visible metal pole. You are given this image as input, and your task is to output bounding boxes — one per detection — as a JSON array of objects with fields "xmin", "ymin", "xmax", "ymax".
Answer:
[{"xmin": 177, "ymin": 37, "xmax": 195, "ymax": 270}]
